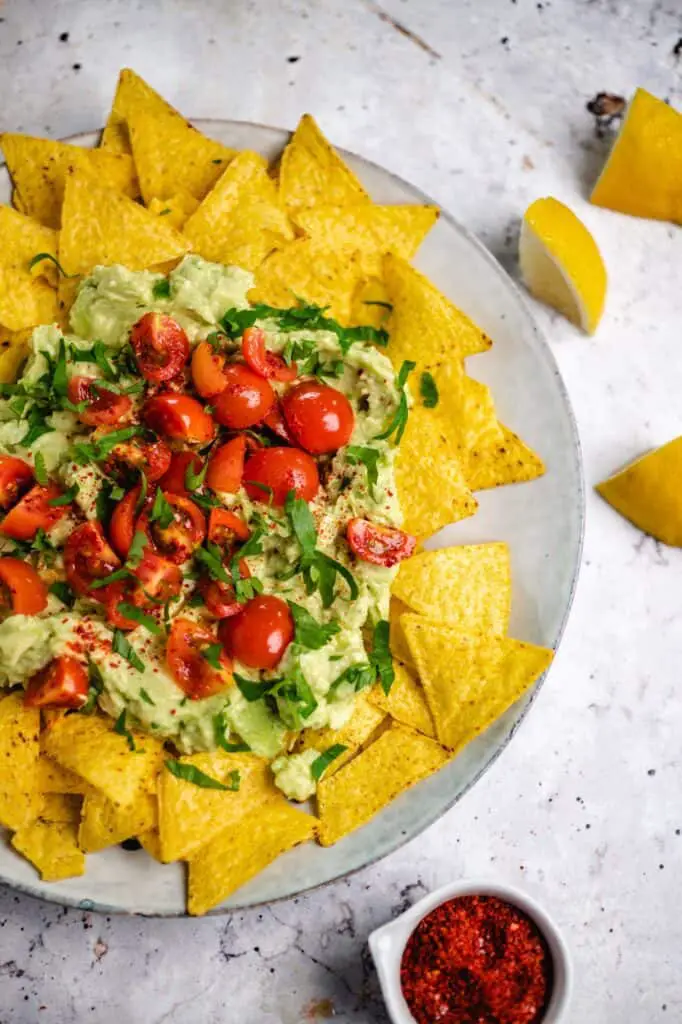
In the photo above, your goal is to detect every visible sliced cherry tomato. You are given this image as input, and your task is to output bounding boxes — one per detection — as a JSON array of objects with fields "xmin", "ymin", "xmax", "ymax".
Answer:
[
  {"xmin": 24, "ymin": 656, "xmax": 89, "ymax": 710},
  {"xmin": 282, "ymin": 381, "xmax": 355, "ymax": 454},
  {"xmin": 158, "ymin": 450, "xmax": 204, "ymax": 496},
  {"xmin": 212, "ymin": 365, "xmax": 275, "ymax": 430},
  {"xmin": 166, "ymin": 617, "xmax": 233, "ymax": 700},
  {"xmin": 107, "ymin": 436, "xmax": 172, "ymax": 483},
  {"xmin": 242, "ymin": 327, "xmax": 297, "ymax": 382},
  {"xmin": 219, "ymin": 595, "xmax": 293, "ymax": 670},
  {"xmin": 207, "ymin": 508, "xmax": 250, "ymax": 548},
  {"xmin": 0, "ymin": 455, "xmax": 34, "ymax": 509},
  {"xmin": 263, "ymin": 403, "xmax": 293, "ymax": 443},
  {"xmin": 205, "ymin": 436, "xmax": 246, "ymax": 494},
  {"xmin": 130, "ymin": 313, "xmax": 190, "ymax": 383},
  {"xmin": 200, "ymin": 559, "xmax": 250, "ymax": 619},
  {"xmin": 346, "ymin": 518, "xmax": 416, "ymax": 567},
  {"xmin": 143, "ymin": 393, "xmax": 215, "ymax": 443},
  {"xmin": 0, "ymin": 558, "xmax": 48, "ymax": 616},
  {"xmin": 109, "ymin": 486, "xmax": 142, "ymax": 558},
  {"xmin": 67, "ymin": 376, "xmax": 132, "ymax": 427},
  {"xmin": 0, "ymin": 483, "xmax": 68, "ymax": 541},
  {"xmin": 133, "ymin": 549, "xmax": 183, "ymax": 603},
  {"xmin": 139, "ymin": 492, "xmax": 206, "ymax": 564},
  {"xmin": 64, "ymin": 521, "xmax": 121, "ymax": 597},
  {"xmin": 243, "ymin": 447, "xmax": 319, "ymax": 506},
  {"xmin": 103, "ymin": 581, "xmax": 143, "ymax": 630},
  {"xmin": 191, "ymin": 341, "xmax": 232, "ymax": 399}
]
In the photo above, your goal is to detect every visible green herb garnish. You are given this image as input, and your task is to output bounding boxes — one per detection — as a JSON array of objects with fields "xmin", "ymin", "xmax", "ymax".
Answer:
[
  {"xmin": 201, "ymin": 643, "xmax": 225, "ymax": 670},
  {"xmin": 139, "ymin": 688, "xmax": 155, "ymax": 706},
  {"xmin": 164, "ymin": 759, "xmax": 231, "ymax": 790},
  {"xmin": 311, "ymin": 744, "xmax": 348, "ymax": 781},
  {"xmin": 112, "ymin": 630, "xmax": 145, "ymax": 672},
  {"xmin": 288, "ymin": 602, "xmax": 340, "ymax": 650},
  {"xmin": 28, "ymin": 253, "xmax": 75, "ymax": 277},
  {"xmin": 284, "ymin": 491, "xmax": 358, "ymax": 607},
  {"xmin": 48, "ymin": 580, "xmax": 75, "ymax": 608},
  {"xmin": 345, "ymin": 445, "xmax": 380, "ymax": 498},
  {"xmin": 113, "ymin": 709, "xmax": 136, "ymax": 751},
  {"xmin": 152, "ymin": 278, "xmax": 171, "ymax": 300},
  {"xmin": 213, "ymin": 712, "xmax": 251, "ymax": 753},
  {"xmin": 374, "ymin": 360, "xmax": 415, "ymax": 445},
  {"xmin": 34, "ymin": 452, "xmax": 48, "ymax": 486},
  {"xmin": 48, "ymin": 484, "xmax": 79, "ymax": 507},
  {"xmin": 116, "ymin": 603, "xmax": 163, "ymax": 635},
  {"xmin": 149, "ymin": 488, "xmax": 175, "ymax": 529},
  {"xmin": 81, "ymin": 661, "xmax": 105, "ymax": 714},
  {"xmin": 419, "ymin": 371, "xmax": 439, "ymax": 409}
]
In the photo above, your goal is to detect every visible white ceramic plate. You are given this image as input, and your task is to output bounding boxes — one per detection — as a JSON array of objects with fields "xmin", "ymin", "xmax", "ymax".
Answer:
[{"xmin": 0, "ymin": 122, "xmax": 583, "ymax": 915}]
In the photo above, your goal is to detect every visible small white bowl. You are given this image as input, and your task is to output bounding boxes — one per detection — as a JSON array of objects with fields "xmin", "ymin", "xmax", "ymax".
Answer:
[{"xmin": 369, "ymin": 879, "xmax": 572, "ymax": 1024}]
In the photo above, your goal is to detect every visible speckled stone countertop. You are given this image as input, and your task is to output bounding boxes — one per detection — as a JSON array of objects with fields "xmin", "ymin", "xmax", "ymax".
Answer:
[{"xmin": 1, "ymin": 1, "xmax": 681, "ymax": 1021}]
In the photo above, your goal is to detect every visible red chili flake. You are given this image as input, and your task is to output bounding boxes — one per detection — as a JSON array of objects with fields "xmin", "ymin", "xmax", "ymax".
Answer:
[{"xmin": 400, "ymin": 895, "xmax": 552, "ymax": 1024}]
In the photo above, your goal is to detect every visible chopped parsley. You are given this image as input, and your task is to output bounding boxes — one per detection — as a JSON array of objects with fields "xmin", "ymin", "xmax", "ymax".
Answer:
[
  {"xmin": 113, "ymin": 709, "xmax": 136, "ymax": 751},
  {"xmin": 48, "ymin": 484, "xmax": 79, "ymax": 507},
  {"xmin": 80, "ymin": 661, "xmax": 105, "ymax": 715},
  {"xmin": 200, "ymin": 643, "xmax": 225, "ymax": 670},
  {"xmin": 116, "ymin": 603, "xmax": 163, "ymax": 635},
  {"xmin": 420, "ymin": 371, "xmax": 439, "ymax": 409},
  {"xmin": 28, "ymin": 252, "xmax": 75, "ymax": 277},
  {"xmin": 220, "ymin": 301, "xmax": 388, "ymax": 354},
  {"xmin": 139, "ymin": 688, "xmax": 155, "ymax": 706},
  {"xmin": 71, "ymin": 425, "xmax": 142, "ymax": 465},
  {"xmin": 311, "ymin": 744, "xmax": 348, "ymax": 781},
  {"xmin": 149, "ymin": 488, "xmax": 175, "ymax": 529},
  {"xmin": 33, "ymin": 452, "xmax": 48, "ymax": 486},
  {"xmin": 111, "ymin": 630, "xmax": 145, "ymax": 672},
  {"xmin": 345, "ymin": 445, "xmax": 380, "ymax": 498},
  {"xmin": 284, "ymin": 491, "xmax": 359, "ymax": 607},
  {"xmin": 374, "ymin": 360, "xmax": 415, "ymax": 445},
  {"xmin": 288, "ymin": 602, "xmax": 340, "ymax": 650},
  {"xmin": 184, "ymin": 457, "xmax": 208, "ymax": 491},
  {"xmin": 48, "ymin": 580, "xmax": 75, "ymax": 608},
  {"xmin": 152, "ymin": 278, "xmax": 171, "ymax": 300},
  {"xmin": 213, "ymin": 712, "xmax": 251, "ymax": 752},
  {"xmin": 371, "ymin": 619, "xmax": 394, "ymax": 695},
  {"xmin": 164, "ymin": 759, "xmax": 233, "ymax": 790}
]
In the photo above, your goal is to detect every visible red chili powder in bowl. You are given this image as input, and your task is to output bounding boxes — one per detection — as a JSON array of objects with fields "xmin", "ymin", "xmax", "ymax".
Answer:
[{"xmin": 400, "ymin": 894, "xmax": 552, "ymax": 1024}]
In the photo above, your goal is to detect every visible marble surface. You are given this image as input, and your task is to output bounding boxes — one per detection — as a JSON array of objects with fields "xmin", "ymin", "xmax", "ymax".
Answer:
[{"xmin": 0, "ymin": 0, "xmax": 681, "ymax": 1020}]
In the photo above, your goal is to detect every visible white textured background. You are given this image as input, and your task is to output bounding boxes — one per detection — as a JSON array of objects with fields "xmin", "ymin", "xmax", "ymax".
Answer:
[{"xmin": 1, "ymin": 1, "xmax": 682, "ymax": 1021}]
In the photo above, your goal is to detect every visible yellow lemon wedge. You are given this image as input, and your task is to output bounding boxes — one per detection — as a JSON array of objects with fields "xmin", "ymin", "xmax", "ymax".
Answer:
[
  {"xmin": 519, "ymin": 196, "xmax": 607, "ymax": 334},
  {"xmin": 596, "ymin": 437, "xmax": 682, "ymax": 546},
  {"xmin": 590, "ymin": 88, "xmax": 682, "ymax": 224}
]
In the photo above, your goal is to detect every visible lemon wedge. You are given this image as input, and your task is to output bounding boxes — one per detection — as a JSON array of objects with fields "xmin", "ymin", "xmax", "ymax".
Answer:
[
  {"xmin": 519, "ymin": 196, "xmax": 607, "ymax": 334},
  {"xmin": 596, "ymin": 437, "xmax": 682, "ymax": 547},
  {"xmin": 591, "ymin": 88, "xmax": 682, "ymax": 224}
]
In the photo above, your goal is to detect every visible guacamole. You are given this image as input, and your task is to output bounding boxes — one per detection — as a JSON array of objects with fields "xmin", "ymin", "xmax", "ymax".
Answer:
[{"xmin": 0, "ymin": 256, "xmax": 407, "ymax": 799}]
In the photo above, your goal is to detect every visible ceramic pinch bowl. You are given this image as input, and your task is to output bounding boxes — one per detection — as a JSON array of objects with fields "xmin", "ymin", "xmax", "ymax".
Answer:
[{"xmin": 369, "ymin": 879, "xmax": 573, "ymax": 1024}]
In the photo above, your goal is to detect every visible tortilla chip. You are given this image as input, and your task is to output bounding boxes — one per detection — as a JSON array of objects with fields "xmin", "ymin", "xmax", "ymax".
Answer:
[
  {"xmin": 79, "ymin": 791, "xmax": 157, "ymax": 853},
  {"xmin": 384, "ymin": 253, "xmax": 492, "ymax": 362},
  {"xmin": 0, "ymin": 133, "xmax": 137, "ymax": 229},
  {"xmin": 42, "ymin": 713, "xmax": 164, "ymax": 807},
  {"xmin": 188, "ymin": 799, "xmax": 316, "ymax": 915},
  {"xmin": 368, "ymin": 663, "xmax": 436, "ymax": 738},
  {"xmin": 297, "ymin": 692, "xmax": 385, "ymax": 773},
  {"xmin": 158, "ymin": 751, "xmax": 278, "ymax": 862},
  {"xmin": 138, "ymin": 829, "xmax": 163, "ymax": 861},
  {"xmin": 396, "ymin": 404, "xmax": 477, "ymax": 539},
  {"xmin": 11, "ymin": 819, "xmax": 85, "ymax": 881},
  {"xmin": 349, "ymin": 276, "xmax": 393, "ymax": 329},
  {"xmin": 296, "ymin": 203, "xmax": 438, "ymax": 259},
  {"xmin": 317, "ymin": 722, "xmax": 449, "ymax": 846},
  {"xmin": 101, "ymin": 67, "xmax": 174, "ymax": 155},
  {"xmin": 392, "ymin": 543, "xmax": 511, "ymax": 632},
  {"xmin": 389, "ymin": 598, "xmax": 415, "ymax": 668},
  {"xmin": 0, "ymin": 692, "xmax": 41, "ymax": 831},
  {"xmin": 0, "ymin": 265, "xmax": 57, "ymax": 333},
  {"xmin": 34, "ymin": 754, "xmax": 89, "ymax": 795},
  {"xmin": 0, "ymin": 205, "xmax": 58, "ymax": 281},
  {"xmin": 38, "ymin": 793, "xmax": 82, "ymax": 824},
  {"xmin": 183, "ymin": 150, "xmax": 294, "ymax": 272},
  {"xmin": 148, "ymin": 191, "xmax": 201, "ymax": 231},
  {"xmin": 432, "ymin": 370, "xmax": 503, "ymax": 455},
  {"xmin": 403, "ymin": 620, "xmax": 554, "ymax": 751},
  {"xmin": 467, "ymin": 424, "xmax": 545, "ymax": 490},
  {"xmin": 0, "ymin": 327, "xmax": 31, "ymax": 383},
  {"xmin": 279, "ymin": 114, "xmax": 369, "ymax": 214}
]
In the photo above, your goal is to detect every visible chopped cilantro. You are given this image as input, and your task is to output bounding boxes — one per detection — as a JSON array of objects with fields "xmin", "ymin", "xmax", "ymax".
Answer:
[
  {"xmin": 33, "ymin": 452, "xmax": 48, "ymax": 486},
  {"xmin": 219, "ymin": 301, "xmax": 387, "ymax": 353},
  {"xmin": 126, "ymin": 530, "xmax": 148, "ymax": 569},
  {"xmin": 213, "ymin": 712, "xmax": 251, "ymax": 752},
  {"xmin": 113, "ymin": 709, "xmax": 136, "ymax": 751},
  {"xmin": 311, "ymin": 744, "xmax": 348, "ymax": 781},
  {"xmin": 116, "ymin": 603, "xmax": 163, "ymax": 635},
  {"xmin": 139, "ymin": 688, "xmax": 155, "ymax": 706},
  {"xmin": 152, "ymin": 278, "xmax": 171, "ymax": 300},
  {"xmin": 149, "ymin": 488, "xmax": 174, "ymax": 529},
  {"xmin": 420, "ymin": 371, "xmax": 439, "ymax": 409},
  {"xmin": 233, "ymin": 672, "xmax": 276, "ymax": 702},
  {"xmin": 112, "ymin": 630, "xmax": 145, "ymax": 672},
  {"xmin": 71, "ymin": 425, "xmax": 142, "ymax": 465},
  {"xmin": 80, "ymin": 661, "xmax": 105, "ymax": 714},
  {"xmin": 201, "ymin": 643, "xmax": 225, "ymax": 670},
  {"xmin": 371, "ymin": 619, "xmax": 394, "ymax": 695},
  {"xmin": 288, "ymin": 602, "xmax": 340, "ymax": 650},
  {"xmin": 28, "ymin": 252, "xmax": 74, "ymax": 277},
  {"xmin": 48, "ymin": 581, "xmax": 75, "ymax": 608},
  {"xmin": 164, "ymin": 759, "xmax": 231, "ymax": 790},
  {"xmin": 283, "ymin": 492, "xmax": 358, "ymax": 607},
  {"xmin": 48, "ymin": 484, "xmax": 79, "ymax": 507},
  {"xmin": 184, "ymin": 458, "xmax": 208, "ymax": 491},
  {"xmin": 374, "ymin": 360, "xmax": 415, "ymax": 445},
  {"xmin": 345, "ymin": 445, "xmax": 380, "ymax": 498}
]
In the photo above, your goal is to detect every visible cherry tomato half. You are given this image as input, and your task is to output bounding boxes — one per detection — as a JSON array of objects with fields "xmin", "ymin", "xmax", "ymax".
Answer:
[
  {"xmin": 243, "ymin": 447, "xmax": 319, "ymax": 506},
  {"xmin": 134, "ymin": 549, "xmax": 183, "ymax": 603},
  {"xmin": 24, "ymin": 656, "xmax": 89, "ymax": 710},
  {"xmin": 0, "ymin": 455, "xmax": 34, "ymax": 509},
  {"xmin": 205, "ymin": 436, "xmax": 246, "ymax": 494},
  {"xmin": 207, "ymin": 508, "xmax": 250, "ymax": 549},
  {"xmin": 191, "ymin": 341, "xmax": 231, "ymax": 399},
  {"xmin": 107, "ymin": 436, "xmax": 172, "ymax": 483},
  {"xmin": 241, "ymin": 327, "xmax": 297, "ymax": 382},
  {"xmin": 346, "ymin": 518, "xmax": 416, "ymax": 567},
  {"xmin": 166, "ymin": 617, "xmax": 233, "ymax": 700},
  {"xmin": 158, "ymin": 450, "xmax": 203, "ymax": 496},
  {"xmin": 64, "ymin": 521, "xmax": 121, "ymax": 597},
  {"xmin": 103, "ymin": 581, "xmax": 144, "ymax": 630},
  {"xmin": 0, "ymin": 558, "xmax": 48, "ymax": 616},
  {"xmin": 200, "ymin": 559, "xmax": 250, "ymax": 619},
  {"xmin": 0, "ymin": 483, "xmax": 68, "ymax": 541},
  {"xmin": 143, "ymin": 393, "xmax": 215, "ymax": 444},
  {"xmin": 263, "ymin": 403, "xmax": 293, "ymax": 443},
  {"xmin": 109, "ymin": 486, "xmax": 143, "ymax": 559},
  {"xmin": 212, "ymin": 364, "xmax": 275, "ymax": 430},
  {"xmin": 67, "ymin": 376, "xmax": 132, "ymax": 427},
  {"xmin": 219, "ymin": 594, "xmax": 293, "ymax": 670},
  {"xmin": 139, "ymin": 492, "xmax": 206, "ymax": 564},
  {"xmin": 130, "ymin": 313, "xmax": 190, "ymax": 383},
  {"xmin": 282, "ymin": 381, "xmax": 354, "ymax": 454}
]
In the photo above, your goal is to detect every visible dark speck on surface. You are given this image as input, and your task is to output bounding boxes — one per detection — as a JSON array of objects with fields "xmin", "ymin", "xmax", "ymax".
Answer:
[
  {"xmin": 287, "ymin": 55, "xmax": 301, "ymax": 63},
  {"xmin": 500, "ymin": 36, "xmax": 510, "ymax": 46},
  {"xmin": 59, "ymin": 31, "xmax": 69, "ymax": 41},
  {"xmin": 648, "ymin": 768, "xmax": 656, "ymax": 776},
  {"xmin": 16, "ymin": 40, "xmax": 23, "ymax": 45},
  {"xmin": 72, "ymin": 62, "xmax": 82, "ymax": 71},
  {"xmin": 673, "ymin": 38, "xmax": 682, "ymax": 57}
]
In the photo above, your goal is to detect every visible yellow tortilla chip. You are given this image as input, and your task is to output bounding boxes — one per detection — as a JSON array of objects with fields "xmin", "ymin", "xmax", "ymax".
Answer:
[
  {"xmin": 11, "ymin": 819, "xmax": 85, "ymax": 882},
  {"xmin": 317, "ymin": 722, "xmax": 448, "ymax": 846},
  {"xmin": 183, "ymin": 150, "xmax": 294, "ymax": 272},
  {"xmin": 392, "ymin": 543, "xmax": 511, "ymax": 632},
  {"xmin": 101, "ymin": 67, "xmax": 173, "ymax": 155},
  {"xmin": 42, "ymin": 713, "xmax": 164, "ymax": 807},
  {"xmin": 79, "ymin": 791, "xmax": 157, "ymax": 853},
  {"xmin": 279, "ymin": 114, "xmax": 369, "ymax": 214},
  {"xmin": 0, "ymin": 205, "xmax": 58, "ymax": 283},
  {"xmin": 403, "ymin": 620, "xmax": 554, "ymax": 751},
  {"xmin": 34, "ymin": 754, "xmax": 89, "ymax": 795},
  {"xmin": 148, "ymin": 191, "xmax": 200, "ymax": 231},
  {"xmin": 188, "ymin": 799, "xmax": 316, "ymax": 915},
  {"xmin": 38, "ymin": 793, "xmax": 82, "ymax": 824},
  {"xmin": 0, "ymin": 265, "xmax": 57, "ymax": 333},
  {"xmin": 396, "ymin": 404, "xmax": 477, "ymax": 539},
  {"xmin": 0, "ymin": 692, "xmax": 41, "ymax": 831},
  {"xmin": 433, "ymin": 371, "xmax": 504, "ymax": 456},
  {"xmin": 467, "ymin": 424, "xmax": 545, "ymax": 490},
  {"xmin": 0, "ymin": 327, "xmax": 31, "ymax": 383},
  {"xmin": 368, "ymin": 663, "xmax": 436, "ymax": 739},
  {"xmin": 138, "ymin": 829, "xmax": 163, "ymax": 861},
  {"xmin": 389, "ymin": 597, "xmax": 415, "ymax": 668},
  {"xmin": 296, "ymin": 203, "xmax": 438, "ymax": 259},
  {"xmin": 297, "ymin": 692, "xmax": 385, "ymax": 773},
  {"xmin": 349, "ymin": 276, "xmax": 393, "ymax": 329},
  {"xmin": 158, "ymin": 752, "xmax": 278, "ymax": 862},
  {"xmin": 595, "ymin": 437, "xmax": 682, "ymax": 546},
  {"xmin": 0, "ymin": 133, "xmax": 137, "ymax": 229}
]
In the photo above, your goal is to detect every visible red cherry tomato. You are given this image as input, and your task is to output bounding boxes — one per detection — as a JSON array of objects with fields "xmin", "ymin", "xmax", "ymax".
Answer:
[
  {"xmin": 346, "ymin": 518, "xmax": 416, "ymax": 567},
  {"xmin": 205, "ymin": 437, "xmax": 246, "ymax": 494},
  {"xmin": 133, "ymin": 549, "xmax": 183, "ymax": 602},
  {"xmin": 103, "ymin": 581, "xmax": 143, "ymax": 630},
  {"xmin": 191, "ymin": 341, "xmax": 231, "ymax": 399},
  {"xmin": 0, "ymin": 455, "xmax": 34, "ymax": 509},
  {"xmin": 219, "ymin": 595, "xmax": 293, "ymax": 670},
  {"xmin": 0, "ymin": 483, "xmax": 68, "ymax": 541},
  {"xmin": 107, "ymin": 436, "xmax": 172, "ymax": 483},
  {"xmin": 263, "ymin": 403, "xmax": 293, "ymax": 443},
  {"xmin": 243, "ymin": 447, "xmax": 319, "ymax": 506},
  {"xmin": 67, "ymin": 376, "xmax": 132, "ymax": 427},
  {"xmin": 282, "ymin": 381, "xmax": 355, "ymax": 454},
  {"xmin": 138, "ymin": 492, "xmax": 206, "ymax": 564},
  {"xmin": 64, "ymin": 522, "xmax": 122, "ymax": 597},
  {"xmin": 241, "ymin": 327, "xmax": 297, "ymax": 382},
  {"xmin": 109, "ymin": 486, "xmax": 143, "ymax": 559},
  {"xmin": 0, "ymin": 558, "xmax": 48, "ymax": 615},
  {"xmin": 212, "ymin": 364, "xmax": 275, "ymax": 429},
  {"xmin": 166, "ymin": 618, "xmax": 233, "ymax": 700},
  {"xmin": 200, "ymin": 559, "xmax": 250, "ymax": 619},
  {"xmin": 143, "ymin": 393, "xmax": 215, "ymax": 443},
  {"xmin": 158, "ymin": 450, "xmax": 203, "ymax": 496},
  {"xmin": 207, "ymin": 508, "xmax": 250, "ymax": 548},
  {"xmin": 130, "ymin": 313, "xmax": 190, "ymax": 383},
  {"xmin": 24, "ymin": 656, "xmax": 89, "ymax": 710}
]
